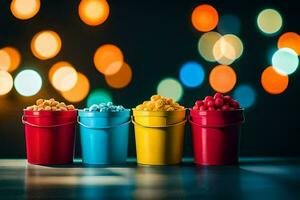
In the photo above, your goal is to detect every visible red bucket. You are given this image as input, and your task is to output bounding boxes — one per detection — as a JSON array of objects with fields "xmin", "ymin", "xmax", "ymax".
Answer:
[
  {"xmin": 189, "ymin": 109, "xmax": 244, "ymax": 166},
  {"xmin": 22, "ymin": 110, "xmax": 77, "ymax": 165}
]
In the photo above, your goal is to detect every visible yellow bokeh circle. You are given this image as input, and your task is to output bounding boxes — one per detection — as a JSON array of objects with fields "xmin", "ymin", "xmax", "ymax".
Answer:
[
  {"xmin": 0, "ymin": 71, "xmax": 14, "ymax": 95},
  {"xmin": 0, "ymin": 50, "xmax": 11, "ymax": 71},
  {"xmin": 257, "ymin": 9, "xmax": 282, "ymax": 34},
  {"xmin": 198, "ymin": 31, "xmax": 222, "ymax": 62},
  {"xmin": 31, "ymin": 30, "xmax": 62, "ymax": 60},
  {"xmin": 52, "ymin": 65, "xmax": 78, "ymax": 92}
]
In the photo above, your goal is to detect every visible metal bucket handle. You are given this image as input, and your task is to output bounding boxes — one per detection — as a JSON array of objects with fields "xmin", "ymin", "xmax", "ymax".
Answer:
[
  {"xmin": 77, "ymin": 116, "xmax": 131, "ymax": 130},
  {"xmin": 22, "ymin": 115, "xmax": 76, "ymax": 128},
  {"xmin": 131, "ymin": 116, "xmax": 187, "ymax": 128},
  {"xmin": 188, "ymin": 116, "xmax": 244, "ymax": 128}
]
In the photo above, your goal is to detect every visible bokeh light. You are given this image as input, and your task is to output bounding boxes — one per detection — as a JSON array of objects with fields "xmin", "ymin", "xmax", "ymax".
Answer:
[
  {"xmin": 271, "ymin": 48, "xmax": 299, "ymax": 75},
  {"xmin": 105, "ymin": 62, "xmax": 132, "ymax": 89},
  {"xmin": 10, "ymin": 0, "xmax": 40, "ymax": 20},
  {"xmin": 94, "ymin": 44, "xmax": 124, "ymax": 75},
  {"xmin": 78, "ymin": 0, "xmax": 110, "ymax": 26},
  {"xmin": 217, "ymin": 14, "xmax": 241, "ymax": 35},
  {"xmin": 213, "ymin": 36, "xmax": 236, "ymax": 65},
  {"xmin": 179, "ymin": 61, "xmax": 205, "ymax": 88},
  {"xmin": 87, "ymin": 89, "xmax": 112, "ymax": 107},
  {"xmin": 191, "ymin": 4, "xmax": 219, "ymax": 32},
  {"xmin": 31, "ymin": 30, "xmax": 62, "ymax": 60},
  {"xmin": 257, "ymin": 9, "xmax": 282, "ymax": 34},
  {"xmin": 261, "ymin": 66, "xmax": 288, "ymax": 95},
  {"xmin": 213, "ymin": 34, "xmax": 244, "ymax": 65},
  {"xmin": 0, "ymin": 71, "xmax": 13, "ymax": 96},
  {"xmin": 157, "ymin": 78, "xmax": 183, "ymax": 102},
  {"xmin": 1, "ymin": 47, "xmax": 21, "ymax": 72},
  {"xmin": 198, "ymin": 31, "xmax": 221, "ymax": 62},
  {"xmin": 61, "ymin": 72, "xmax": 90, "ymax": 103},
  {"xmin": 0, "ymin": 50, "xmax": 11, "ymax": 71},
  {"xmin": 14, "ymin": 69, "xmax": 42, "ymax": 96},
  {"xmin": 233, "ymin": 84, "xmax": 256, "ymax": 108},
  {"xmin": 52, "ymin": 66, "xmax": 78, "ymax": 92},
  {"xmin": 222, "ymin": 34, "xmax": 243, "ymax": 59},
  {"xmin": 48, "ymin": 61, "xmax": 72, "ymax": 82},
  {"xmin": 278, "ymin": 32, "xmax": 300, "ymax": 55},
  {"xmin": 209, "ymin": 65, "xmax": 237, "ymax": 93}
]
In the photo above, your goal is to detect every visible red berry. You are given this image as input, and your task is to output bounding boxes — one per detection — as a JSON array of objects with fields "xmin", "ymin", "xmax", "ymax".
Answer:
[
  {"xmin": 214, "ymin": 92, "xmax": 223, "ymax": 99},
  {"xmin": 230, "ymin": 100, "xmax": 240, "ymax": 109},
  {"xmin": 216, "ymin": 108, "xmax": 221, "ymax": 111},
  {"xmin": 214, "ymin": 97, "xmax": 224, "ymax": 108},
  {"xmin": 206, "ymin": 100, "xmax": 215, "ymax": 107},
  {"xmin": 195, "ymin": 100, "xmax": 203, "ymax": 106},
  {"xmin": 199, "ymin": 105, "xmax": 207, "ymax": 111},
  {"xmin": 204, "ymin": 96, "xmax": 214, "ymax": 102},
  {"xmin": 223, "ymin": 95, "xmax": 231, "ymax": 103},
  {"xmin": 208, "ymin": 106, "xmax": 215, "ymax": 111},
  {"xmin": 221, "ymin": 105, "xmax": 230, "ymax": 111},
  {"xmin": 192, "ymin": 105, "xmax": 199, "ymax": 110}
]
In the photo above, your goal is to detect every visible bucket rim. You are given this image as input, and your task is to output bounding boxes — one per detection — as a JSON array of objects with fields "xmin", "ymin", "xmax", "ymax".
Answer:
[
  {"xmin": 189, "ymin": 108, "xmax": 244, "ymax": 116},
  {"xmin": 132, "ymin": 109, "xmax": 186, "ymax": 117},
  {"xmin": 78, "ymin": 109, "xmax": 130, "ymax": 117},
  {"xmin": 23, "ymin": 109, "xmax": 77, "ymax": 117}
]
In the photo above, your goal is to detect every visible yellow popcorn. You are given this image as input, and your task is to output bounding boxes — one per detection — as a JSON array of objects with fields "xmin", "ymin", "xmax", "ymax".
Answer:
[
  {"xmin": 135, "ymin": 95, "xmax": 184, "ymax": 111},
  {"xmin": 25, "ymin": 98, "xmax": 76, "ymax": 111}
]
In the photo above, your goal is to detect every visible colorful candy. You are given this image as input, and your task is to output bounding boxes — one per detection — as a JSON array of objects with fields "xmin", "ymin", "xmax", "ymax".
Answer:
[
  {"xmin": 135, "ymin": 95, "xmax": 185, "ymax": 111},
  {"xmin": 25, "ymin": 98, "xmax": 75, "ymax": 111},
  {"xmin": 83, "ymin": 102, "xmax": 129, "ymax": 112},
  {"xmin": 193, "ymin": 93, "xmax": 241, "ymax": 111}
]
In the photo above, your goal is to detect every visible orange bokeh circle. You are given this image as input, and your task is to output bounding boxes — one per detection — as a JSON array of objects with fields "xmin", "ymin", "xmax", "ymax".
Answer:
[
  {"xmin": 94, "ymin": 44, "xmax": 124, "ymax": 75},
  {"xmin": 278, "ymin": 32, "xmax": 300, "ymax": 55},
  {"xmin": 61, "ymin": 72, "xmax": 90, "ymax": 102},
  {"xmin": 209, "ymin": 65, "xmax": 237, "ymax": 93},
  {"xmin": 78, "ymin": 0, "xmax": 110, "ymax": 26},
  {"xmin": 105, "ymin": 62, "xmax": 132, "ymax": 89},
  {"xmin": 2, "ymin": 47, "xmax": 21, "ymax": 72},
  {"xmin": 192, "ymin": 4, "xmax": 219, "ymax": 32},
  {"xmin": 261, "ymin": 66, "xmax": 289, "ymax": 95}
]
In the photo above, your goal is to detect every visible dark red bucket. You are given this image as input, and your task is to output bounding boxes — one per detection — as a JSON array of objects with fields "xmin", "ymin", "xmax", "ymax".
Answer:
[
  {"xmin": 189, "ymin": 109, "xmax": 244, "ymax": 166},
  {"xmin": 22, "ymin": 110, "xmax": 77, "ymax": 165}
]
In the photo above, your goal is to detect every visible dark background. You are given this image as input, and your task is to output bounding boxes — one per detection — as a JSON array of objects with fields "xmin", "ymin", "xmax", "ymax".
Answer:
[{"xmin": 0, "ymin": 0, "xmax": 299, "ymax": 158}]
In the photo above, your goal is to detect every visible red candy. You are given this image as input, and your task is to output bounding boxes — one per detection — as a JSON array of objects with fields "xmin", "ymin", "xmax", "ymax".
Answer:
[
  {"xmin": 230, "ymin": 100, "xmax": 240, "ymax": 109},
  {"xmin": 204, "ymin": 96, "xmax": 214, "ymax": 102},
  {"xmin": 192, "ymin": 93, "xmax": 241, "ymax": 111},
  {"xmin": 221, "ymin": 105, "xmax": 230, "ymax": 111},
  {"xmin": 223, "ymin": 95, "xmax": 231, "ymax": 103},
  {"xmin": 206, "ymin": 100, "xmax": 215, "ymax": 107},
  {"xmin": 199, "ymin": 105, "xmax": 207, "ymax": 111},
  {"xmin": 214, "ymin": 92, "xmax": 223, "ymax": 99},
  {"xmin": 208, "ymin": 106, "xmax": 215, "ymax": 111},
  {"xmin": 214, "ymin": 97, "xmax": 224, "ymax": 107},
  {"xmin": 195, "ymin": 100, "xmax": 203, "ymax": 106}
]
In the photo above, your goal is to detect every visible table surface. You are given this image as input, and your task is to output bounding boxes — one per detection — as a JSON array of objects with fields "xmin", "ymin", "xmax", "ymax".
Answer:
[{"xmin": 0, "ymin": 158, "xmax": 300, "ymax": 200}]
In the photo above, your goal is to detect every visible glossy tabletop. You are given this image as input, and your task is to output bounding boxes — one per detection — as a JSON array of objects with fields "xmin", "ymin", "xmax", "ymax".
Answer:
[{"xmin": 0, "ymin": 158, "xmax": 299, "ymax": 199}]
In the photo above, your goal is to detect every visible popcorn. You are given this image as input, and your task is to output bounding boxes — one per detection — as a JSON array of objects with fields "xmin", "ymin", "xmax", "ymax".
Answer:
[
  {"xmin": 83, "ymin": 102, "xmax": 129, "ymax": 112},
  {"xmin": 135, "ymin": 95, "xmax": 185, "ymax": 111},
  {"xmin": 25, "ymin": 98, "xmax": 75, "ymax": 111}
]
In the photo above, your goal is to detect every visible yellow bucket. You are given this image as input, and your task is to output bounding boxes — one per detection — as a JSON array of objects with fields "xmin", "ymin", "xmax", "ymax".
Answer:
[{"xmin": 132, "ymin": 109, "xmax": 186, "ymax": 165}]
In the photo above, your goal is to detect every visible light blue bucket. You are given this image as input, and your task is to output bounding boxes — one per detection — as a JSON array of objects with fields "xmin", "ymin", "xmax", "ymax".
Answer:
[{"xmin": 78, "ymin": 110, "xmax": 131, "ymax": 165}]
